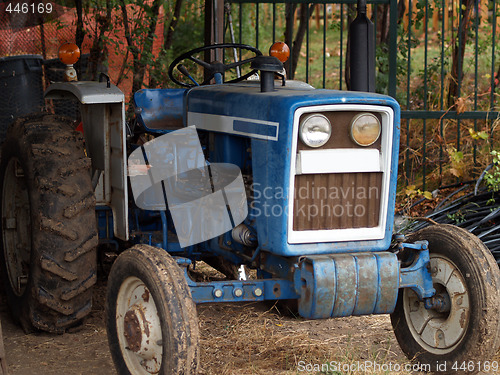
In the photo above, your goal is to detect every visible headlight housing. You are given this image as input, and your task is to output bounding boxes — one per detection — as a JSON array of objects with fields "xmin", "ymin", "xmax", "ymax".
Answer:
[
  {"xmin": 299, "ymin": 114, "xmax": 332, "ymax": 148},
  {"xmin": 350, "ymin": 113, "xmax": 381, "ymax": 147}
]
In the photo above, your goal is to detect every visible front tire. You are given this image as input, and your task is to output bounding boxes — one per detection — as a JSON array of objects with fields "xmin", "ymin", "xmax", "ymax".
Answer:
[
  {"xmin": 391, "ymin": 225, "xmax": 500, "ymax": 373},
  {"xmin": 106, "ymin": 244, "xmax": 199, "ymax": 375},
  {"xmin": 0, "ymin": 114, "xmax": 97, "ymax": 333}
]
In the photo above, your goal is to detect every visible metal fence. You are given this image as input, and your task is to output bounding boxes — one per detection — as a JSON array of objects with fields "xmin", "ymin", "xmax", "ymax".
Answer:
[
  {"xmin": 1, "ymin": 0, "xmax": 499, "ymax": 191},
  {"xmin": 226, "ymin": 0, "xmax": 500, "ymax": 191}
]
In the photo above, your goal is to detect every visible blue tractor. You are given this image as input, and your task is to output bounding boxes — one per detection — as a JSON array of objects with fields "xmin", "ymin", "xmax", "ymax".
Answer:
[{"xmin": 0, "ymin": 31, "xmax": 499, "ymax": 375}]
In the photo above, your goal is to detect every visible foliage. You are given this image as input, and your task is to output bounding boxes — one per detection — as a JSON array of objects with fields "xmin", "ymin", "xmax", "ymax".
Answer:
[
  {"xmin": 376, "ymin": 23, "xmax": 415, "ymax": 101},
  {"xmin": 484, "ymin": 150, "xmax": 500, "ymax": 192},
  {"xmin": 68, "ymin": 0, "xmax": 191, "ymax": 97},
  {"xmin": 53, "ymin": 0, "xmax": 78, "ymax": 6},
  {"xmin": 79, "ymin": 0, "xmax": 113, "ymax": 80},
  {"xmin": 168, "ymin": 4, "xmax": 204, "ymax": 58},
  {"xmin": 446, "ymin": 146, "xmax": 465, "ymax": 178},
  {"xmin": 226, "ymin": 3, "xmax": 259, "ymax": 47},
  {"xmin": 469, "ymin": 128, "xmax": 489, "ymax": 141},
  {"xmin": 446, "ymin": 210, "xmax": 466, "ymax": 224},
  {"xmin": 405, "ymin": 185, "xmax": 433, "ymax": 200},
  {"xmin": 55, "ymin": 0, "xmax": 500, "ymax": 192}
]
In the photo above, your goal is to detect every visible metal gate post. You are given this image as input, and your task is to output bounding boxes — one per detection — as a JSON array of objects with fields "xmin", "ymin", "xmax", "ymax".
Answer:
[
  {"xmin": 204, "ymin": 0, "xmax": 225, "ymax": 79},
  {"xmin": 388, "ymin": 0, "xmax": 398, "ymax": 98}
]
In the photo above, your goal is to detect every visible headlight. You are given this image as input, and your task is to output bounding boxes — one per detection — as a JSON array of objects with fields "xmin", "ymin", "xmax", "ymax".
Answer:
[
  {"xmin": 350, "ymin": 113, "xmax": 381, "ymax": 146},
  {"xmin": 299, "ymin": 114, "xmax": 332, "ymax": 148}
]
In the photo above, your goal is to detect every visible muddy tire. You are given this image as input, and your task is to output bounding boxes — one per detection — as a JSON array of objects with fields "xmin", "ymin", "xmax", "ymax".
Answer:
[
  {"xmin": 391, "ymin": 224, "xmax": 500, "ymax": 373},
  {"xmin": 106, "ymin": 244, "xmax": 199, "ymax": 375},
  {"xmin": 0, "ymin": 114, "xmax": 97, "ymax": 333}
]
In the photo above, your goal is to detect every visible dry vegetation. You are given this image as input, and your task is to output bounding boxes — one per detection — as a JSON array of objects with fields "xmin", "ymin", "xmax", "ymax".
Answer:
[
  {"xmin": 0, "ymin": 263, "xmax": 429, "ymax": 375},
  {"xmin": 197, "ymin": 304, "xmax": 420, "ymax": 375}
]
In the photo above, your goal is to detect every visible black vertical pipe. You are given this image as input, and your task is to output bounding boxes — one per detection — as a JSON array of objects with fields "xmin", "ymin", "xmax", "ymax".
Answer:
[
  {"xmin": 340, "ymin": 4, "xmax": 344, "ymax": 90},
  {"xmin": 348, "ymin": 0, "xmax": 375, "ymax": 92},
  {"xmin": 74, "ymin": 0, "xmax": 84, "ymax": 50},
  {"xmin": 256, "ymin": 4, "xmax": 259, "ymax": 50},
  {"xmin": 204, "ymin": 0, "xmax": 224, "ymax": 67}
]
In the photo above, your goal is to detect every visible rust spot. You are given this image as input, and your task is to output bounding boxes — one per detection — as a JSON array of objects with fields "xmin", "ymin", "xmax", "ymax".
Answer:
[
  {"xmin": 304, "ymin": 263, "xmax": 314, "ymax": 273},
  {"xmin": 145, "ymin": 117, "xmax": 183, "ymax": 130},
  {"xmin": 303, "ymin": 287, "xmax": 311, "ymax": 304},
  {"xmin": 142, "ymin": 289, "xmax": 150, "ymax": 303},
  {"xmin": 460, "ymin": 309, "xmax": 468, "ymax": 328},
  {"xmin": 123, "ymin": 310, "xmax": 142, "ymax": 352},
  {"xmin": 273, "ymin": 283, "xmax": 281, "ymax": 298}
]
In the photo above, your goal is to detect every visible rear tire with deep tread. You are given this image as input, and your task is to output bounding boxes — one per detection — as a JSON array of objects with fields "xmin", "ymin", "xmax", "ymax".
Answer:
[{"xmin": 0, "ymin": 114, "xmax": 97, "ymax": 333}]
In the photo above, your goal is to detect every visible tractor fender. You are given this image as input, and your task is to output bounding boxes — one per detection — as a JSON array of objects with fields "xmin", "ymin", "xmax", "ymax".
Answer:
[
  {"xmin": 45, "ymin": 81, "xmax": 125, "ymax": 104},
  {"xmin": 45, "ymin": 81, "xmax": 129, "ymax": 241}
]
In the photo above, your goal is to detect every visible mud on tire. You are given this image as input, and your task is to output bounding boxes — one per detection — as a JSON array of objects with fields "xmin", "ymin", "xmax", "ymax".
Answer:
[
  {"xmin": 391, "ymin": 224, "xmax": 500, "ymax": 373},
  {"xmin": 106, "ymin": 244, "xmax": 200, "ymax": 375},
  {"xmin": 0, "ymin": 114, "xmax": 97, "ymax": 333}
]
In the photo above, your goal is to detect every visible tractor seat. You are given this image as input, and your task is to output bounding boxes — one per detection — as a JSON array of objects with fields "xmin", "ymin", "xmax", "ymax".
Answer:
[{"xmin": 133, "ymin": 88, "xmax": 187, "ymax": 132}]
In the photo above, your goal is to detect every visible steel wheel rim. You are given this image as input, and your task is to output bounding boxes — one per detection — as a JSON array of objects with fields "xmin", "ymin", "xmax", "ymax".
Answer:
[
  {"xmin": 2, "ymin": 158, "xmax": 31, "ymax": 296},
  {"xmin": 403, "ymin": 254, "xmax": 470, "ymax": 354},
  {"xmin": 116, "ymin": 276, "xmax": 163, "ymax": 374}
]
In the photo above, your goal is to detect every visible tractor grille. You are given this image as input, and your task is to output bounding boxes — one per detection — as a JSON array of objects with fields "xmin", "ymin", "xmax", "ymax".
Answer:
[
  {"xmin": 287, "ymin": 104, "xmax": 394, "ymax": 243},
  {"xmin": 293, "ymin": 172, "xmax": 382, "ymax": 231}
]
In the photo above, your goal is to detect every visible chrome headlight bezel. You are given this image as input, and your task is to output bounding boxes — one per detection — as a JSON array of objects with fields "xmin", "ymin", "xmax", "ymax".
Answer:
[
  {"xmin": 299, "ymin": 114, "xmax": 332, "ymax": 148},
  {"xmin": 350, "ymin": 113, "xmax": 381, "ymax": 147}
]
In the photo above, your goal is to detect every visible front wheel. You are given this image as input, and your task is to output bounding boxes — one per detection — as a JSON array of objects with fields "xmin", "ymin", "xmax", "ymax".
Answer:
[
  {"xmin": 391, "ymin": 225, "xmax": 500, "ymax": 373},
  {"xmin": 106, "ymin": 244, "xmax": 199, "ymax": 375}
]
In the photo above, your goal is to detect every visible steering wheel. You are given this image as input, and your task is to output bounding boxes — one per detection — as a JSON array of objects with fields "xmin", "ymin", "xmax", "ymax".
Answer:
[{"xmin": 168, "ymin": 43, "xmax": 263, "ymax": 88}]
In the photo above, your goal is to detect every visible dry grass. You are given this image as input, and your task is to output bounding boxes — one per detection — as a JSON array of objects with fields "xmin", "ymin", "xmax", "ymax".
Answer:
[
  {"xmin": 197, "ymin": 301, "xmax": 420, "ymax": 375},
  {"xmin": 2, "ymin": 261, "xmax": 500, "ymax": 374},
  {"xmin": 190, "ymin": 261, "xmax": 418, "ymax": 375}
]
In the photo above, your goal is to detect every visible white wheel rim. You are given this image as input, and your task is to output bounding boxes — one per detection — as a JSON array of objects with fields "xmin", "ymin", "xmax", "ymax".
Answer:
[
  {"xmin": 116, "ymin": 276, "xmax": 163, "ymax": 374},
  {"xmin": 2, "ymin": 158, "xmax": 31, "ymax": 296},
  {"xmin": 403, "ymin": 254, "xmax": 470, "ymax": 354}
]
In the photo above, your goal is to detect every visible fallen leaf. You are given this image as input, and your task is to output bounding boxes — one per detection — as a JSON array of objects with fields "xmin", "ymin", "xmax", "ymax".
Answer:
[
  {"xmin": 450, "ymin": 168, "xmax": 462, "ymax": 177},
  {"xmin": 455, "ymin": 97, "xmax": 467, "ymax": 114}
]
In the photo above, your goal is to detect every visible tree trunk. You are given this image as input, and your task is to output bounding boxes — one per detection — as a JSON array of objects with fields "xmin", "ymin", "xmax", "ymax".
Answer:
[
  {"xmin": 135, "ymin": 0, "xmax": 161, "ymax": 93},
  {"xmin": 284, "ymin": 4, "xmax": 315, "ymax": 79},
  {"xmin": 149, "ymin": 0, "xmax": 184, "ymax": 87},
  {"xmin": 344, "ymin": 4, "xmax": 355, "ymax": 90},
  {"xmin": 88, "ymin": 0, "xmax": 112, "ymax": 80},
  {"xmin": 376, "ymin": 4, "xmax": 390, "ymax": 46},
  {"xmin": 447, "ymin": 0, "xmax": 474, "ymax": 108},
  {"xmin": 284, "ymin": 3, "xmax": 297, "ymax": 78},
  {"xmin": 163, "ymin": 0, "xmax": 183, "ymax": 51},
  {"xmin": 74, "ymin": 0, "xmax": 84, "ymax": 50},
  {"xmin": 120, "ymin": 0, "xmax": 161, "ymax": 94}
]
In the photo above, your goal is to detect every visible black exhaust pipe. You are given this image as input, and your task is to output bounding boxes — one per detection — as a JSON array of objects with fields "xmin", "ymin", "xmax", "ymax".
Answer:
[{"xmin": 348, "ymin": 0, "xmax": 375, "ymax": 92}]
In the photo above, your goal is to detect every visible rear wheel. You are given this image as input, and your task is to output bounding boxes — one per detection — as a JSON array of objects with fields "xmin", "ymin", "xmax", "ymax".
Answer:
[
  {"xmin": 391, "ymin": 225, "xmax": 500, "ymax": 373},
  {"xmin": 106, "ymin": 244, "xmax": 199, "ymax": 375},
  {"xmin": 0, "ymin": 114, "xmax": 97, "ymax": 333}
]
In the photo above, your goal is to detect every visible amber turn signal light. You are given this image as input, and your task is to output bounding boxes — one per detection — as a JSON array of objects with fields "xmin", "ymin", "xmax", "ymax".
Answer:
[
  {"xmin": 269, "ymin": 42, "xmax": 290, "ymax": 63},
  {"xmin": 59, "ymin": 42, "xmax": 81, "ymax": 65}
]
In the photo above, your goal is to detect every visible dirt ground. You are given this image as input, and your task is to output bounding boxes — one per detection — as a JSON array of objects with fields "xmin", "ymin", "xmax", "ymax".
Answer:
[
  {"xmin": 0, "ymin": 264, "xmax": 488, "ymax": 375},
  {"xmin": 4, "ymin": 183, "xmax": 498, "ymax": 375},
  {"xmin": 0, "ymin": 271, "xmax": 421, "ymax": 375}
]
